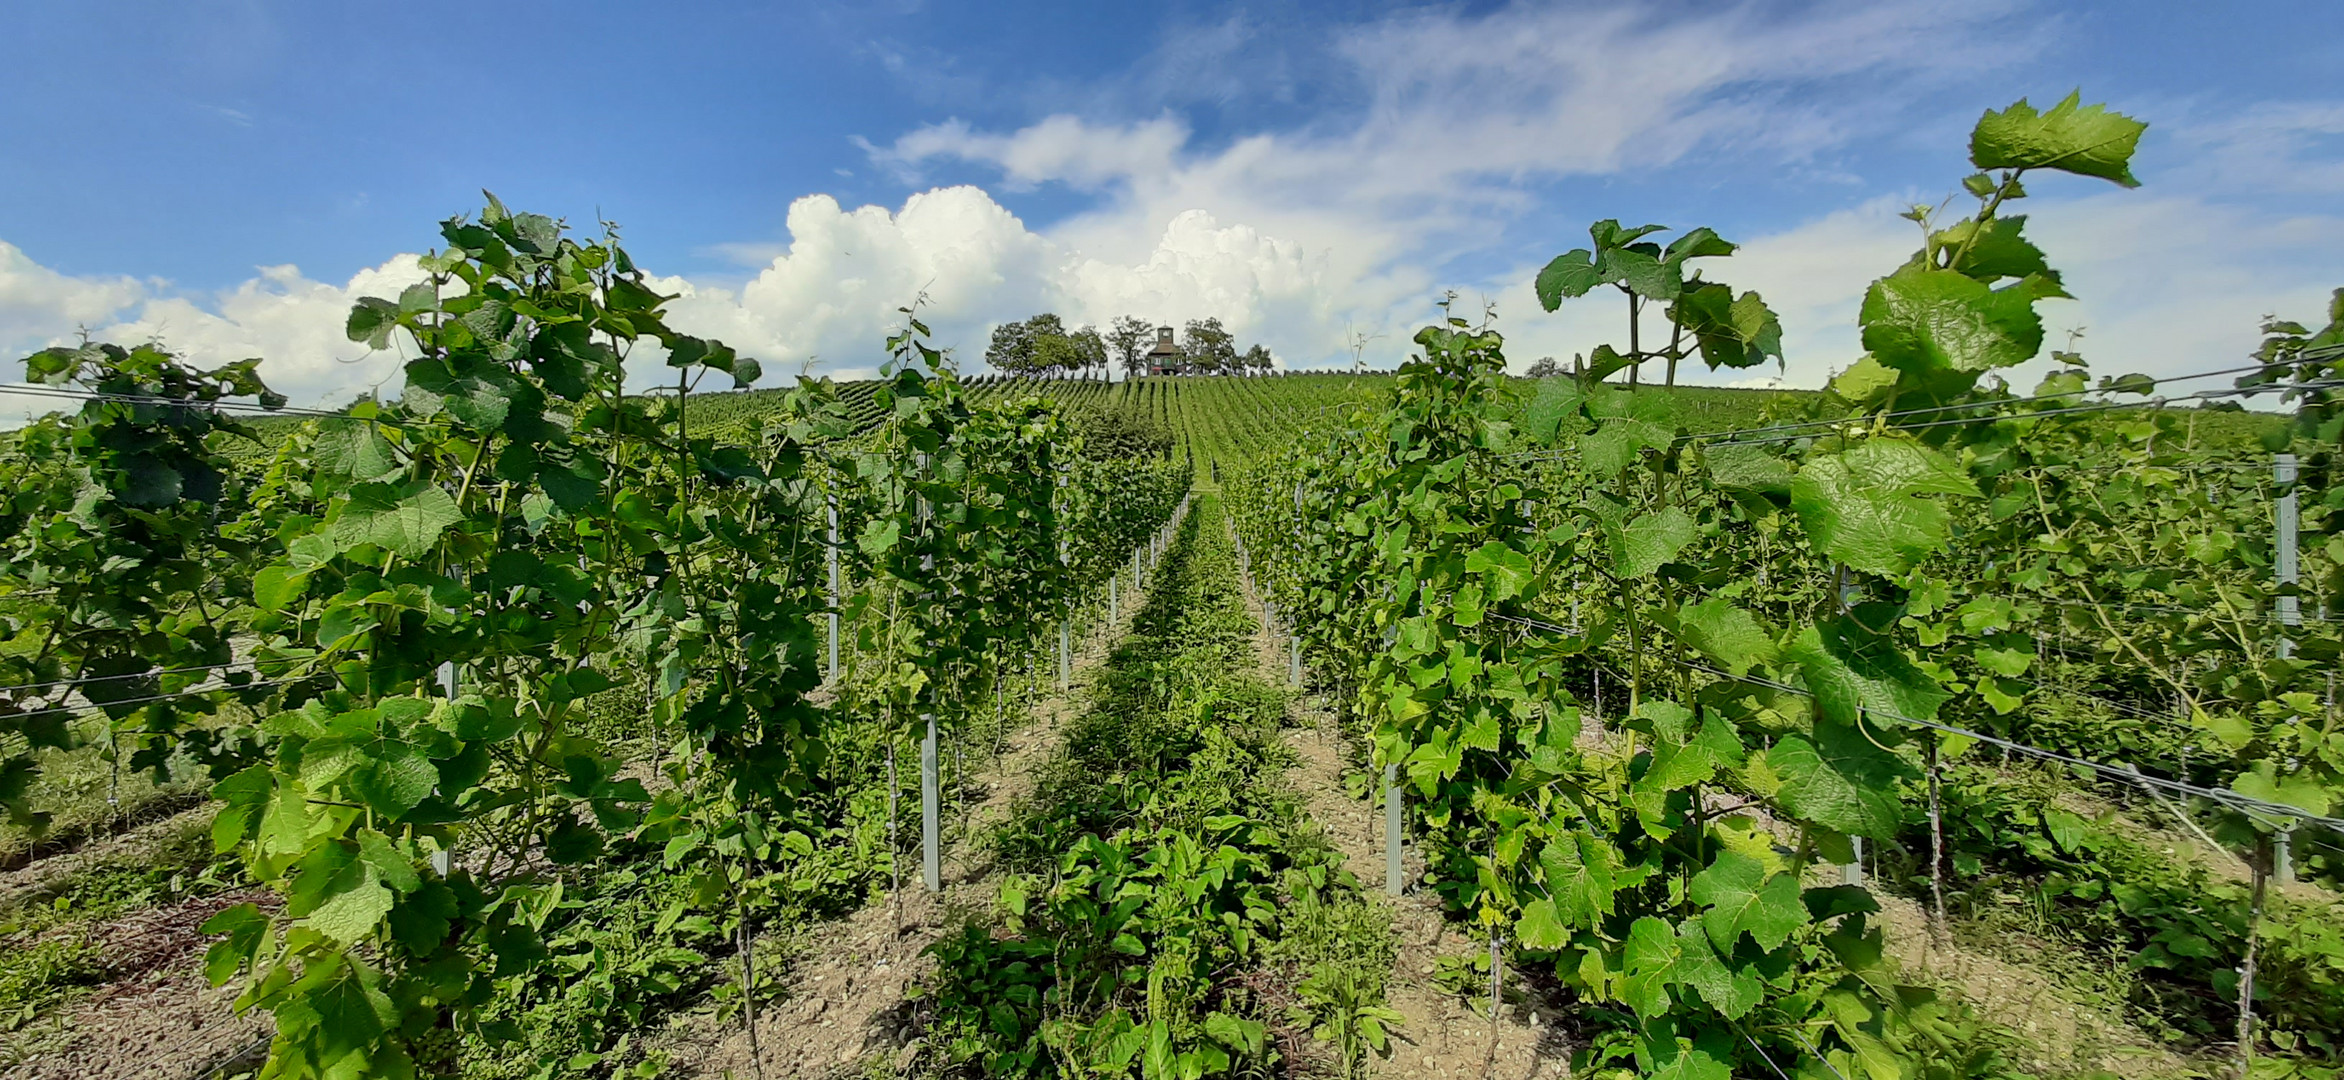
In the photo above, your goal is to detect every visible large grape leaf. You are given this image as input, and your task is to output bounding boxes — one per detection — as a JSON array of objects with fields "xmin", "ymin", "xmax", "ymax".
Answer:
[
  {"xmin": 1597, "ymin": 504, "xmax": 1695, "ymax": 580},
  {"xmin": 1520, "ymin": 378, "xmax": 1585, "ymax": 444},
  {"xmin": 1621, "ymin": 917, "xmax": 1761, "ymax": 1020},
  {"xmin": 1687, "ymin": 850, "xmax": 1808, "ymax": 953},
  {"xmin": 403, "ymin": 357, "xmax": 520, "ymax": 431},
  {"xmin": 1768, "ymin": 719, "xmax": 1913, "ymax": 837},
  {"xmin": 1463, "ymin": 540, "xmax": 1535, "ymax": 601},
  {"xmin": 1859, "ymin": 268, "xmax": 2044, "ymax": 377},
  {"xmin": 1970, "ymin": 91, "xmax": 2146, "ymax": 188},
  {"xmin": 1537, "ymin": 249, "xmax": 1602, "ymax": 309},
  {"xmin": 1790, "ymin": 441, "xmax": 1977, "ymax": 577},
  {"xmin": 1580, "ymin": 418, "xmax": 1675, "ymax": 476},
  {"xmin": 1643, "ymin": 1042, "xmax": 1731, "ymax": 1080},
  {"xmin": 287, "ymin": 841, "xmax": 396, "ymax": 945},
  {"xmin": 1787, "ymin": 617, "xmax": 1949, "ymax": 727},
  {"xmin": 1537, "ymin": 830, "xmax": 1619, "ymax": 933},
  {"xmin": 1667, "ymin": 599, "xmax": 1777, "ymax": 676},
  {"xmin": 330, "ymin": 483, "xmax": 463, "ymax": 560},
  {"xmin": 313, "ymin": 423, "xmax": 402, "ymax": 482}
]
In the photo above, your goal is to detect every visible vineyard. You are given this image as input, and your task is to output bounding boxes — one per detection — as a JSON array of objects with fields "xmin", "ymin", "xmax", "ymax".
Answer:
[{"xmin": 0, "ymin": 92, "xmax": 2340, "ymax": 1080}]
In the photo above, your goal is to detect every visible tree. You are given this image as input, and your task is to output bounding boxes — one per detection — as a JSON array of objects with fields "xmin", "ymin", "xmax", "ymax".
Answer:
[
  {"xmin": 1241, "ymin": 343, "xmax": 1272, "ymax": 375},
  {"xmin": 1183, "ymin": 317, "xmax": 1237, "ymax": 374},
  {"xmin": 1109, "ymin": 316, "xmax": 1154, "ymax": 379},
  {"xmin": 1070, "ymin": 326, "xmax": 1108, "ymax": 379},
  {"xmin": 1525, "ymin": 356, "xmax": 1560, "ymax": 377},
  {"xmin": 986, "ymin": 313, "xmax": 1090, "ymax": 377},
  {"xmin": 985, "ymin": 319, "xmax": 1039, "ymax": 375}
]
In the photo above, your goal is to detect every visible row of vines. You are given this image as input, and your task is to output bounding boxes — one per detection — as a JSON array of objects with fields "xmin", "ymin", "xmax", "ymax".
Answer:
[
  {"xmin": 1232, "ymin": 94, "xmax": 2344, "ymax": 1078},
  {"xmin": 0, "ymin": 199, "xmax": 1186, "ymax": 1077}
]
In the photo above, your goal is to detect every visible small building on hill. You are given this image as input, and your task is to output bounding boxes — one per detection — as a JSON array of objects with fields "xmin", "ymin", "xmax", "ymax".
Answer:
[{"xmin": 1146, "ymin": 325, "xmax": 1188, "ymax": 375}]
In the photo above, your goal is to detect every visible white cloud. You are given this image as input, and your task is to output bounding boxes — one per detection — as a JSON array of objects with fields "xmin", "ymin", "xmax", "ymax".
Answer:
[
  {"xmin": 658, "ymin": 187, "xmax": 1336, "ymax": 380},
  {"xmin": 90, "ymin": 258, "xmax": 430, "ymax": 408},
  {"xmin": 1, "ymin": 253, "xmax": 428, "ymax": 422},
  {"xmin": 0, "ymin": 242, "xmax": 147, "ymax": 351}
]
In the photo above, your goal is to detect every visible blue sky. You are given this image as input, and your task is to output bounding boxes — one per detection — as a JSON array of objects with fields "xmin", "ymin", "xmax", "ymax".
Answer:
[{"xmin": 3, "ymin": 0, "xmax": 2341, "ymax": 407}]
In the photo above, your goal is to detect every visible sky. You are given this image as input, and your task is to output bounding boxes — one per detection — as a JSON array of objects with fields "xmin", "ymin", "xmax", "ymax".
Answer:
[{"xmin": 2, "ymin": 0, "xmax": 2341, "ymax": 413}]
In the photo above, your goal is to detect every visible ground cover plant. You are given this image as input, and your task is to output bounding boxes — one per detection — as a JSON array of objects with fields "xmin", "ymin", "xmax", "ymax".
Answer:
[{"xmin": 916, "ymin": 497, "xmax": 1398, "ymax": 1079}]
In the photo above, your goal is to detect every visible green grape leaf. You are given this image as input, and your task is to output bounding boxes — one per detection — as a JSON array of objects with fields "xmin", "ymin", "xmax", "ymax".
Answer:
[
  {"xmin": 1663, "ymin": 226, "xmax": 1736, "ymax": 266},
  {"xmin": 1704, "ymin": 445, "xmax": 1793, "ymax": 493},
  {"xmin": 1517, "ymin": 897, "xmax": 1569, "ymax": 951},
  {"xmin": 1601, "ymin": 505, "xmax": 1695, "ymax": 580},
  {"xmin": 1688, "ymin": 850, "xmax": 1808, "ymax": 953},
  {"xmin": 1860, "ymin": 268, "xmax": 2044, "ymax": 377},
  {"xmin": 386, "ymin": 880, "xmax": 460, "ymax": 954},
  {"xmin": 1521, "ymin": 377, "xmax": 1585, "ymax": 444},
  {"xmin": 1789, "ymin": 617, "xmax": 1950, "ymax": 727},
  {"xmin": 1769, "ymin": 719, "xmax": 1913, "ymax": 836},
  {"xmin": 1936, "ymin": 214, "xmax": 2062, "ymax": 291},
  {"xmin": 253, "ymin": 565, "xmax": 311, "ymax": 613},
  {"xmin": 1621, "ymin": 917, "xmax": 1761, "ymax": 1020},
  {"xmin": 1668, "ymin": 599, "xmax": 1777, "ymax": 676},
  {"xmin": 1671, "ymin": 919, "xmax": 1762, "ymax": 1018},
  {"xmin": 314, "ymin": 423, "xmax": 402, "ymax": 481},
  {"xmin": 330, "ymin": 482, "xmax": 462, "ymax": 560},
  {"xmin": 307, "ymin": 961, "xmax": 394, "ymax": 1058},
  {"xmin": 199, "ymin": 903, "xmax": 270, "ymax": 986},
  {"xmin": 1581, "ymin": 418, "xmax": 1675, "ymax": 475},
  {"xmin": 1630, "ymin": 704, "xmax": 1744, "ymax": 831},
  {"xmin": 1620, "ymin": 916, "xmax": 1682, "ymax": 1018},
  {"xmin": 294, "ymin": 843, "xmax": 396, "ymax": 945},
  {"xmin": 347, "ymin": 296, "xmax": 401, "ymax": 350},
  {"xmin": 1537, "ymin": 830, "xmax": 1618, "ymax": 933},
  {"xmin": 2231, "ymin": 762, "xmax": 2334, "ymax": 816},
  {"xmin": 1829, "ymin": 356, "xmax": 1900, "ymax": 405},
  {"xmin": 1644, "ymin": 1042, "xmax": 1732, "ymax": 1080},
  {"xmin": 1791, "ymin": 441, "xmax": 1977, "ymax": 576},
  {"xmin": 1463, "ymin": 540, "xmax": 1534, "ymax": 601},
  {"xmin": 1970, "ymin": 91, "xmax": 2146, "ymax": 187},
  {"xmin": 1604, "ymin": 247, "xmax": 1678, "ymax": 300},
  {"xmin": 1536, "ymin": 249, "xmax": 1602, "ymax": 310}
]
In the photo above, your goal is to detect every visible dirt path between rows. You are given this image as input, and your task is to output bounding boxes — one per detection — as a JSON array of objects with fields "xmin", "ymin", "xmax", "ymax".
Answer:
[
  {"xmin": 666, "ymin": 538, "xmax": 1174, "ymax": 1079},
  {"xmin": 1228, "ymin": 524, "xmax": 1572, "ymax": 1080}
]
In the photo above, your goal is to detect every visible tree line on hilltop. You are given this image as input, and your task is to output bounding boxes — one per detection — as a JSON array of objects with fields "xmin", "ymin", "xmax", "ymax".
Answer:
[{"xmin": 986, "ymin": 314, "xmax": 1275, "ymax": 378}]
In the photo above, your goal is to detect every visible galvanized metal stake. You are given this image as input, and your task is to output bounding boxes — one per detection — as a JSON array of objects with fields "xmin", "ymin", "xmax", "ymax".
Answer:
[
  {"xmin": 1110, "ymin": 574, "xmax": 1119, "ymax": 623},
  {"xmin": 1058, "ymin": 620, "xmax": 1070, "ymax": 690},
  {"xmin": 826, "ymin": 493, "xmax": 840, "ymax": 681},
  {"xmin": 921, "ymin": 712, "xmax": 940, "ymax": 892},
  {"xmin": 1384, "ymin": 763, "xmax": 1404, "ymax": 896},
  {"xmin": 1843, "ymin": 835, "xmax": 1866, "ymax": 886},
  {"xmin": 1289, "ymin": 634, "xmax": 1302, "ymax": 689}
]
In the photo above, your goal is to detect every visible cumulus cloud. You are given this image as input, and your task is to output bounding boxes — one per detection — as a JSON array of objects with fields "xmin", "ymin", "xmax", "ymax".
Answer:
[
  {"xmin": 0, "ymin": 242, "xmax": 147, "ymax": 352},
  {"xmin": 659, "ymin": 186, "xmax": 1336, "ymax": 380},
  {"xmin": 91, "ymin": 258, "xmax": 431, "ymax": 407}
]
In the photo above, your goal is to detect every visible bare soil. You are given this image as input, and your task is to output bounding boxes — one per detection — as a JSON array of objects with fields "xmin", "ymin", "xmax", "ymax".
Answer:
[{"xmin": 1, "ymin": 888, "xmax": 277, "ymax": 1080}]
